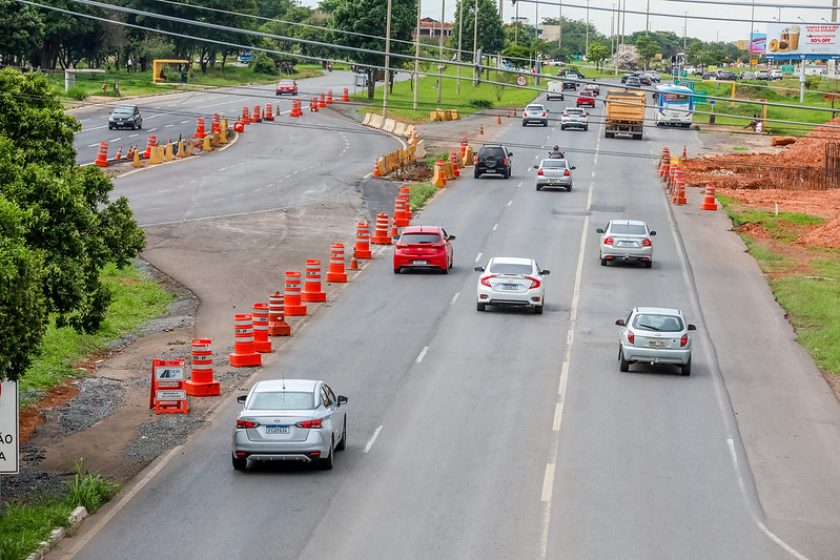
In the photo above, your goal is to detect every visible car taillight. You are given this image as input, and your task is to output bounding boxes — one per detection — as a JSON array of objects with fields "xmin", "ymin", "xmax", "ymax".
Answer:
[
  {"xmin": 642, "ymin": 238, "xmax": 652, "ymax": 247},
  {"xmin": 526, "ymin": 277, "xmax": 541, "ymax": 289},
  {"xmin": 627, "ymin": 331, "xmax": 635, "ymax": 344},
  {"xmin": 542, "ymin": 112, "xmax": 547, "ymax": 117},
  {"xmin": 680, "ymin": 334, "xmax": 688, "ymax": 347},
  {"xmin": 537, "ymin": 169, "xmax": 544, "ymax": 176},
  {"xmin": 563, "ymin": 169, "xmax": 571, "ymax": 176},
  {"xmin": 603, "ymin": 236, "xmax": 614, "ymax": 246},
  {"xmin": 296, "ymin": 418, "xmax": 323, "ymax": 429},
  {"xmin": 503, "ymin": 157, "xmax": 509, "ymax": 165},
  {"xmin": 523, "ymin": 112, "xmax": 528, "ymax": 117},
  {"xmin": 480, "ymin": 275, "xmax": 495, "ymax": 287},
  {"xmin": 236, "ymin": 419, "xmax": 257, "ymax": 429},
  {"xmin": 475, "ymin": 157, "xmax": 480, "ymax": 164}
]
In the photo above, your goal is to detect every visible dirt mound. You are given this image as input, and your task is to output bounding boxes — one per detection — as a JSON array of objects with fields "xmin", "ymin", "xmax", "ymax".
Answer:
[
  {"xmin": 798, "ymin": 215, "xmax": 840, "ymax": 248},
  {"xmin": 717, "ymin": 188, "xmax": 840, "ymax": 219}
]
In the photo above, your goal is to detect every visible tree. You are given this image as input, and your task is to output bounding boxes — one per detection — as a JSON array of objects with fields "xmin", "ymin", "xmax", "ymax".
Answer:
[
  {"xmin": 0, "ymin": 69, "xmax": 145, "ymax": 381},
  {"xmin": 329, "ymin": 0, "xmax": 416, "ymax": 99},
  {"xmin": 587, "ymin": 43, "xmax": 609, "ymax": 69},
  {"xmin": 635, "ymin": 34, "xmax": 661, "ymax": 69},
  {"xmin": 450, "ymin": 0, "xmax": 505, "ymax": 60}
]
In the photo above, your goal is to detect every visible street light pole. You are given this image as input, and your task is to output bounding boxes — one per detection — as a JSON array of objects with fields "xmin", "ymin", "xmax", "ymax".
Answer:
[
  {"xmin": 472, "ymin": 0, "xmax": 478, "ymax": 84},
  {"xmin": 585, "ymin": 0, "xmax": 590, "ymax": 58},
  {"xmin": 749, "ymin": 0, "xmax": 756, "ymax": 67},
  {"xmin": 646, "ymin": 0, "xmax": 650, "ymax": 33},
  {"xmin": 413, "ymin": 0, "xmax": 421, "ymax": 110},
  {"xmin": 437, "ymin": 0, "xmax": 445, "ymax": 104},
  {"xmin": 558, "ymin": 1, "xmax": 562, "ymax": 55},
  {"xmin": 457, "ymin": 1, "xmax": 464, "ymax": 95},
  {"xmin": 383, "ymin": 0, "xmax": 393, "ymax": 118}
]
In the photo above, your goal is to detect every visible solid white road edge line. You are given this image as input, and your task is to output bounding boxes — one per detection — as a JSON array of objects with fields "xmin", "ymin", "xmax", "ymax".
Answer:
[
  {"xmin": 415, "ymin": 346, "xmax": 429, "ymax": 363},
  {"xmin": 474, "ymin": 252, "xmax": 482, "ymax": 263},
  {"xmin": 364, "ymin": 425, "xmax": 383, "ymax": 454},
  {"xmin": 450, "ymin": 292, "xmax": 460, "ymax": 305}
]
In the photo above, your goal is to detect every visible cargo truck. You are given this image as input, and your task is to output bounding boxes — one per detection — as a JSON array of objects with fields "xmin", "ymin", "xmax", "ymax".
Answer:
[{"xmin": 604, "ymin": 90, "xmax": 646, "ymax": 140}]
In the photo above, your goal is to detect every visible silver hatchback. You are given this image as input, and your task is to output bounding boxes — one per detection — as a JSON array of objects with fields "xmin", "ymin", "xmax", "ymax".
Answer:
[
  {"xmin": 615, "ymin": 307, "xmax": 697, "ymax": 375},
  {"xmin": 232, "ymin": 379, "xmax": 348, "ymax": 471},
  {"xmin": 597, "ymin": 219, "xmax": 656, "ymax": 268}
]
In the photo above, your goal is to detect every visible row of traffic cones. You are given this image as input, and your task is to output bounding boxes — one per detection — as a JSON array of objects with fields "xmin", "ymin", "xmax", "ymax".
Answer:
[{"xmin": 658, "ymin": 146, "xmax": 717, "ymax": 211}]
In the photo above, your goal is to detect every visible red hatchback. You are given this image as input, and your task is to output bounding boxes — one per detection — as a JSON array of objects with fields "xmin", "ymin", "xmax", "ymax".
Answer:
[
  {"xmin": 393, "ymin": 226, "xmax": 455, "ymax": 274},
  {"xmin": 576, "ymin": 93, "xmax": 596, "ymax": 108},
  {"xmin": 276, "ymin": 80, "xmax": 298, "ymax": 95}
]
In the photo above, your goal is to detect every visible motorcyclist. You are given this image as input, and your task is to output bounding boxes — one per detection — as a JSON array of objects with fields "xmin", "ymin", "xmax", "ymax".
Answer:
[{"xmin": 549, "ymin": 145, "xmax": 565, "ymax": 159}]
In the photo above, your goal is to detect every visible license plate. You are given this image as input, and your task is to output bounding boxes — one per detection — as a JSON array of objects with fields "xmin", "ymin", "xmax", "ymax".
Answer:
[
  {"xmin": 502, "ymin": 284, "xmax": 519, "ymax": 290},
  {"xmin": 413, "ymin": 260, "xmax": 428, "ymax": 265},
  {"xmin": 266, "ymin": 425, "xmax": 290, "ymax": 434},
  {"xmin": 617, "ymin": 241, "xmax": 634, "ymax": 247},
  {"xmin": 649, "ymin": 340, "xmax": 665, "ymax": 347}
]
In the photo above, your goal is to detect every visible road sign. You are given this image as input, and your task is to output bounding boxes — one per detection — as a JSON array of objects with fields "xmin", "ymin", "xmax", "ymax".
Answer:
[
  {"xmin": 0, "ymin": 381, "xmax": 19, "ymax": 474},
  {"xmin": 150, "ymin": 359, "xmax": 189, "ymax": 414},
  {"xmin": 516, "ymin": 75, "xmax": 527, "ymax": 87}
]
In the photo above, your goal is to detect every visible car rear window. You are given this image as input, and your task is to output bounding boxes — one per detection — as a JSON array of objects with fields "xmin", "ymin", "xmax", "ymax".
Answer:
[
  {"xmin": 400, "ymin": 233, "xmax": 441, "ymax": 244},
  {"xmin": 565, "ymin": 109, "xmax": 584, "ymax": 115},
  {"xmin": 479, "ymin": 147, "xmax": 505, "ymax": 158},
  {"xmin": 489, "ymin": 262, "xmax": 533, "ymax": 275},
  {"xmin": 610, "ymin": 224, "xmax": 647, "ymax": 235},
  {"xmin": 280, "ymin": 81, "xmax": 294, "ymax": 85},
  {"xmin": 541, "ymin": 160, "xmax": 567, "ymax": 168},
  {"xmin": 249, "ymin": 391, "xmax": 314, "ymax": 410},
  {"xmin": 526, "ymin": 105, "xmax": 545, "ymax": 111},
  {"xmin": 633, "ymin": 314, "xmax": 684, "ymax": 332}
]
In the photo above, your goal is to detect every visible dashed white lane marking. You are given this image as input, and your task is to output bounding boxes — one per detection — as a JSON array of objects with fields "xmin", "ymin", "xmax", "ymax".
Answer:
[
  {"xmin": 110, "ymin": 137, "xmax": 122, "ymax": 143},
  {"xmin": 552, "ymin": 402, "xmax": 563, "ymax": 431},
  {"xmin": 517, "ymin": 181, "xmax": 523, "ymax": 188},
  {"xmin": 147, "ymin": 114, "xmax": 160, "ymax": 119},
  {"xmin": 148, "ymin": 128, "xmax": 158, "ymax": 132},
  {"xmin": 164, "ymin": 124, "xmax": 174, "ymax": 128},
  {"xmin": 450, "ymin": 292, "xmax": 460, "ymax": 305},
  {"xmin": 492, "ymin": 223, "xmax": 498, "ymax": 231},
  {"xmin": 415, "ymin": 346, "xmax": 429, "ymax": 363},
  {"xmin": 129, "ymin": 134, "xmax": 139, "ymax": 138},
  {"xmin": 180, "ymin": 120, "xmax": 190, "ymax": 124},
  {"xmin": 507, "ymin": 200, "xmax": 513, "ymax": 207},
  {"xmin": 87, "ymin": 143, "xmax": 98, "ymax": 148},
  {"xmin": 474, "ymin": 252, "xmax": 482, "ymax": 263},
  {"xmin": 541, "ymin": 463, "xmax": 556, "ymax": 502},
  {"xmin": 363, "ymin": 425, "xmax": 383, "ymax": 454}
]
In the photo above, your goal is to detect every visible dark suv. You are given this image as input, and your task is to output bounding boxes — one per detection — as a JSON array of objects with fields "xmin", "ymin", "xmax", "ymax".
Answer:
[
  {"xmin": 475, "ymin": 145, "xmax": 513, "ymax": 179},
  {"xmin": 108, "ymin": 105, "xmax": 142, "ymax": 130}
]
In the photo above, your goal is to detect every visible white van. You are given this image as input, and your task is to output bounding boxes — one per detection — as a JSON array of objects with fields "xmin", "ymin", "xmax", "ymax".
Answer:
[{"xmin": 546, "ymin": 81, "xmax": 565, "ymax": 101}]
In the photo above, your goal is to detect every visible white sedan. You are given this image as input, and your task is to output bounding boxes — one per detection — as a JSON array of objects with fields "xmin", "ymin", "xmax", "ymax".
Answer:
[{"xmin": 474, "ymin": 257, "xmax": 550, "ymax": 314}]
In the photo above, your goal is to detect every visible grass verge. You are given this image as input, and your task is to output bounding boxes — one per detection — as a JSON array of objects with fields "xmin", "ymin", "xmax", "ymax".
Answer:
[
  {"xmin": 408, "ymin": 183, "xmax": 438, "ymax": 210},
  {"xmin": 19, "ymin": 262, "xmax": 174, "ymax": 406},
  {"xmin": 0, "ymin": 461, "xmax": 120, "ymax": 560},
  {"xmin": 720, "ymin": 196, "xmax": 840, "ymax": 374}
]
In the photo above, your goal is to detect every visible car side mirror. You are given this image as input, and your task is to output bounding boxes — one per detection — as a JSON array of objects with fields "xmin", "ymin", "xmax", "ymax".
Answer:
[
  {"xmin": 237, "ymin": 395, "xmax": 247, "ymax": 404},
  {"xmin": 337, "ymin": 395, "xmax": 348, "ymax": 406},
  {"xmin": 596, "ymin": 228, "xmax": 605, "ymax": 233},
  {"xmin": 615, "ymin": 319, "xmax": 626, "ymax": 326},
  {"xmin": 533, "ymin": 165, "xmax": 539, "ymax": 169},
  {"xmin": 474, "ymin": 266, "xmax": 484, "ymax": 272},
  {"xmin": 448, "ymin": 235, "xmax": 456, "ymax": 240},
  {"xmin": 687, "ymin": 324, "xmax": 697, "ymax": 331},
  {"xmin": 571, "ymin": 166, "xmax": 576, "ymax": 170},
  {"xmin": 540, "ymin": 270, "xmax": 550, "ymax": 275},
  {"xmin": 508, "ymin": 152, "xmax": 513, "ymax": 156},
  {"xmin": 650, "ymin": 230, "xmax": 657, "ymax": 236}
]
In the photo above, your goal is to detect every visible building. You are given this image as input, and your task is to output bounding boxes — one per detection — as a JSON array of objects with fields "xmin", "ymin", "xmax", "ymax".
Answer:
[
  {"xmin": 415, "ymin": 18, "xmax": 453, "ymax": 40},
  {"xmin": 540, "ymin": 24, "xmax": 560, "ymax": 43}
]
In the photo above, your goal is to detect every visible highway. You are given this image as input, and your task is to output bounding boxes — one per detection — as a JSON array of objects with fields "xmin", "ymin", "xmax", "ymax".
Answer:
[{"xmin": 56, "ymin": 89, "xmax": 840, "ymax": 559}]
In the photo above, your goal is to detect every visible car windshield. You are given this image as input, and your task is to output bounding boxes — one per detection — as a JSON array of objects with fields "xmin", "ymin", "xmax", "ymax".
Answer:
[
  {"xmin": 112, "ymin": 107, "xmax": 134, "ymax": 115},
  {"xmin": 401, "ymin": 233, "xmax": 441, "ymax": 244},
  {"xmin": 633, "ymin": 314, "xmax": 684, "ymax": 332},
  {"xmin": 489, "ymin": 262, "xmax": 533, "ymax": 275},
  {"xmin": 541, "ymin": 160, "xmax": 567, "ymax": 168},
  {"xmin": 609, "ymin": 223, "xmax": 647, "ymax": 235},
  {"xmin": 249, "ymin": 391, "xmax": 314, "ymax": 410}
]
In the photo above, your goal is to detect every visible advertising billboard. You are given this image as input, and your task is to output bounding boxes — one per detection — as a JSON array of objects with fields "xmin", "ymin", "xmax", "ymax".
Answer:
[
  {"xmin": 766, "ymin": 23, "xmax": 840, "ymax": 58},
  {"xmin": 750, "ymin": 33, "xmax": 767, "ymax": 55}
]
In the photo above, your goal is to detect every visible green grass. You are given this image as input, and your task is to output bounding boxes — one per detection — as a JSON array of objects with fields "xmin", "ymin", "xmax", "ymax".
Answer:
[
  {"xmin": 47, "ymin": 64, "xmax": 323, "ymax": 100},
  {"xmin": 19, "ymin": 262, "xmax": 174, "ymax": 405},
  {"xmin": 729, "ymin": 207, "xmax": 824, "ymax": 244},
  {"xmin": 408, "ymin": 182, "xmax": 438, "ymax": 209},
  {"xmin": 0, "ymin": 462, "xmax": 121, "ymax": 560},
  {"xmin": 352, "ymin": 64, "xmax": 539, "ymax": 122}
]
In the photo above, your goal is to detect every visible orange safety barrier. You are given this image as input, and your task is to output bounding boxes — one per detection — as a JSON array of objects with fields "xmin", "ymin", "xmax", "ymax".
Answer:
[
  {"xmin": 234, "ymin": 121, "xmax": 245, "ymax": 133},
  {"xmin": 253, "ymin": 105, "xmax": 262, "ymax": 123},
  {"xmin": 326, "ymin": 89, "xmax": 333, "ymax": 104},
  {"xmin": 229, "ymin": 314, "xmax": 262, "ymax": 367},
  {"xmin": 143, "ymin": 135, "xmax": 158, "ymax": 159},
  {"xmin": 284, "ymin": 271, "xmax": 307, "ymax": 316},
  {"xmin": 251, "ymin": 303, "xmax": 272, "ymax": 353},
  {"xmin": 319, "ymin": 93, "xmax": 326, "ymax": 108},
  {"xmin": 700, "ymin": 183, "xmax": 718, "ymax": 211},
  {"xmin": 301, "ymin": 260, "xmax": 327, "ymax": 302},
  {"xmin": 682, "ymin": 145, "xmax": 687, "ymax": 159},
  {"xmin": 394, "ymin": 194, "xmax": 409, "ymax": 227},
  {"xmin": 185, "ymin": 338, "xmax": 221, "ymax": 397},
  {"xmin": 94, "ymin": 141, "xmax": 109, "ymax": 167},
  {"xmin": 400, "ymin": 186, "xmax": 413, "ymax": 221},
  {"xmin": 242, "ymin": 107, "xmax": 251, "ymax": 125},
  {"xmin": 341, "ymin": 88, "xmax": 350, "ymax": 102},
  {"xmin": 114, "ymin": 145, "xmax": 123, "ymax": 161},
  {"xmin": 212, "ymin": 113, "xmax": 221, "ymax": 134},
  {"xmin": 355, "ymin": 221, "xmax": 372, "ymax": 259},
  {"xmin": 326, "ymin": 243, "xmax": 348, "ymax": 283},
  {"xmin": 661, "ymin": 147, "xmax": 671, "ymax": 167},
  {"xmin": 194, "ymin": 117, "xmax": 206, "ymax": 139},
  {"xmin": 291, "ymin": 99, "xmax": 302, "ymax": 117},
  {"xmin": 371, "ymin": 213, "xmax": 392, "ymax": 245},
  {"xmin": 373, "ymin": 160, "xmax": 381, "ymax": 177},
  {"xmin": 432, "ymin": 159, "xmax": 447, "ymax": 188},
  {"xmin": 264, "ymin": 103, "xmax": 274, "ymax": 121},
  {"xmin": 268, "ymin": 291, "xmax": 291, "ymax": 336}
]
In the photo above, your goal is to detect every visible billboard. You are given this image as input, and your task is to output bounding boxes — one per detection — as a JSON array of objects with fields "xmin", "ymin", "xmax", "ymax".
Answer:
[
  {"xmin": 766, "ymin": 23, "xmax": 840, "ymax": 58},
  {"xmin": 750, "ymin": 33, "xmax": 767, "ymax": 55}
]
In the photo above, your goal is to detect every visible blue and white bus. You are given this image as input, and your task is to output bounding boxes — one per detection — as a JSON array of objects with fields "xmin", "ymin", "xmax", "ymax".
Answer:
[{"xmin": 654, "ymin": 84, "xmax": 694, "ymax": 127}]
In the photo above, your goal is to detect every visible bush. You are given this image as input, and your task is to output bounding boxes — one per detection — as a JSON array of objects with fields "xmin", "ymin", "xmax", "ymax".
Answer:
[
  {"xmin": 66, "ymin": 86, "xmax": 88, "ymax": 101},
  {"xmin": 425, "ymin": 152, "xmax": 449, "ymax": 169},
  {"xmin": 67, "ymin": 460, "xmax": 120, "ymax": 513},
  {"xmin": 251, "ymin": 53, "xmax": 276, "ymax": 75},
  {"xmin": 469, "ymin": 98, "xmax": 494, "ymax": 109}
]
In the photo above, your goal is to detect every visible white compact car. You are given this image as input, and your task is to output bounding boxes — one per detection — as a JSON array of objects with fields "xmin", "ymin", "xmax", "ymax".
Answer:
[
  {"xmin": 474, "ymin": 257, "xmax": 550, "ymax": 314},
  {"xmin": 615, "ymin": 307, "xmax": 697, "ymax": 375}
]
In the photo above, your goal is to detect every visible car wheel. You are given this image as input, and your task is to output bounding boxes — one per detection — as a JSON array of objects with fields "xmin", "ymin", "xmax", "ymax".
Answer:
[
  {"xmin": 566, "ymin": 185, "xmax": 572, "ymax": 192},
  {"xmin": 441, "ymin": 265, "xmax": 448, "ymax": 274},
  {"xmin": 600, "ymin": 257, "xmax": 607, "ymax": 266},
  {"xmin": 536, "ymin": 185, "xmax": 542, "ymax": 191},
  {"xmin": 584, "ymin": 126, "xmax": 589, "ymax": 131},
  {"xmin": 476, "ymin": 302, "xmax": 486, "ymax": 312},
  {"xmin": 232, "ymin": 455, "xmax": 247, "ymax": 471},
  {"xmin": 319, "ymin": 437, "xmax": 335, "ymax": 470},
  {"xmin": 137, "ymin": 123, "xmax": 142, "ymax": 129},
  {"xmin": 474, "ymin": 171, "xmax": 481, "ymax": 179},
  {"xmin": 618, "ymin": 347, "xmax": 630, "ymax": 372},
  {"xmin": 534, "ymin": 305, "xmax": 543, "ymax": 315},
  {"xmin": 522, "ymin": 122, "xmax": 527, "ymax": 127},
  {"xmin": 108, "ymin": 126, "xmax": 113, "ymax": 130},
  {"xmin": 560, "ymin": 125, "xmax": 565, "ymax": 130},
  {"xmin": 681, "ymin": 358, "xmax": 692, "ymax": 376},
  {"xmin": 335, "ymin": 418, "xmax": 347, "ymax": 451},
  {"xmin": 393, "ymin": 267, "xmax": 401, "ymax": 274},
  {"xmin": 644, "ymin": 261, "xmax": 653, "ymax": 269}
]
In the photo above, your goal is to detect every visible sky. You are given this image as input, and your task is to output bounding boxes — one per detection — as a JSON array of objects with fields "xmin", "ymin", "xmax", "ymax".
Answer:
[{"xmin": 297, "ymin": 0, "xmax": 838, "ymax": 43}]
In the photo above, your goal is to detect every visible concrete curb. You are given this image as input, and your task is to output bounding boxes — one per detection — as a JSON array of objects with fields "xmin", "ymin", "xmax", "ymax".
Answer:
[{"xmin": 25, "ymin": 506, "xmax": 88, "ymax": 560}]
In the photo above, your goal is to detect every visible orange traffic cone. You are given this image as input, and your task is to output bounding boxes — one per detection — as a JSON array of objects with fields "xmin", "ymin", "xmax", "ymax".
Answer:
[
  {"xmin": 373, "ymin": 160, "xmax": 381, "ymax": 177},
  {"xmin": 682, "ymin": 145, "xmax": 687, "ymax": 159},
  {"xmin": 496, "ymin": 114, "xmax": 502, "ymax": 125},
  {"xmin": 341, "ymin": 88, "xmax": 350, "ymax": 102},
  {"xmin": 480, "ymin": 125, "xmax": 484, "ymax": 135},
  {"xmin": 94, "ymin": 141, "xmax": 109, "ymax": 167},
  {"xmin": 390, "ymin": 217, "xmax": 399, "ymax": 240},
  {"xmin": 348, "ymin": 250, "xmax": 360, "ymax": 271},
  {"xmin": 114, "ymin": 145, "xmax": 123, "ymax": 161},
  {"xmin": 700, "ymin": 183, "xmax": 718, "ymax": 210}
]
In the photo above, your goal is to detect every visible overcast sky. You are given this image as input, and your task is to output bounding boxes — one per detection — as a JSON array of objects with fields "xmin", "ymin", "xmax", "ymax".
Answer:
[{"xmin": 298, "ymin": 0, "xmax": 837, "ymax": 43}]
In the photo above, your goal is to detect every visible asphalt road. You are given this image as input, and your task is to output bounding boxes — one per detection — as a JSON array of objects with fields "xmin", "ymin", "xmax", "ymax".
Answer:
[
  {"xmin": 56, "ymin": 90, "xmax": 840, "ymax": 559},
  {"xmin": 71, "ymin": 71, "xmax": 371, "ymax": 165}
]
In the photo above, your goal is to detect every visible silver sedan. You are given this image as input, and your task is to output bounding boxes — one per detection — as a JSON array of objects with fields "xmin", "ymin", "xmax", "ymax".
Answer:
[
  {"xmin": 232, "ymin": 378, "xmax": 348, "ymax": 471},
  {"xmin": 534, "ymin": 158, "xmax": 575, "ymax": 191},
  {"xmin": 615, "ymin": 307, "xmax": 696, "ymax": 375},
  {"xmin": 597, "ymin": 219, "xmax": 656, "ymax": 268}
]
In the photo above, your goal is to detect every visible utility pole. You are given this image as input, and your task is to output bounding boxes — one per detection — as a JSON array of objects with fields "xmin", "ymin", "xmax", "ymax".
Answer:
[
  {"xmin": 834, "ymin": 0, "xmax": 838, "ymax": 22},
  {"xmin": 457, "ymin": 1, "xmax": 464, "ymax": 95},
  {"xmin": 498, "ymin": 0, "xmax": 503, "ymax": 20},
  {"xmin": 645, "ymin": 0, "xmax": 650, "ymax": 33},
  {"xmin": 749, "ymin": 0, "xmax": 756, "ymax": 67},
  {"xmin": 558, "ymin": 1, "xmax": 562, "ymax": 55},
  {"xmin": 683, "ymin": 11, "xmax": 687, "ymax": 54},
  {"xmin": 413, "ymin": 0, "xmax": 421, "ymax": 110},
  {"xmin": 610, "ymin": 3, "xmax": 615, "ymax": 57},
  {"xmin": 437, "ymin": 0, "xmax": 445, "ymax": 104},
  {"xmin": 585, "ymin": 0, "xmax": 590, "ymax": 59},
  {"xmin": 514, "ymin": 0, "xmax": 519, "ymax": 44},
  {"xmin": 383, "ymin": 0, "xmax": 393, "ymax": 118},
  {"xmin": 535, "ymin": 0, "xmax": 540, "ymax": 86},
  {"xmin": 473, "ymin": 0, "xmax": 479, "ymax": 84}
]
